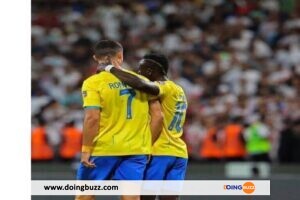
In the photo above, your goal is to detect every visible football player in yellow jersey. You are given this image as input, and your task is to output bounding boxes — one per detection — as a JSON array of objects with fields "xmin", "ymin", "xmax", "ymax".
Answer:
[
  {"xmin": 75, "ymin": 41, "xmax": 163, "ymax": 200},
  {"xmin": 99, "ymin": 53, "xmax": 188, "ymax": 200}
]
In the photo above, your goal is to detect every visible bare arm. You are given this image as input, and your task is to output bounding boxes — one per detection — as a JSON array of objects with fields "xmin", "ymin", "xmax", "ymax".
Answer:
[
  {"xmin": 82, "ymin": 109, "xmax": 100, "ymax": 147},
  {"xmin": 110, "ymin": 67, "xmax": 160, "ymax": 96},
  {"xmin": 149, "ymin": 100, "xmax": 163, "ymax": 145},
  {"xmin": 81, "ymin": 109, "xmax": 100, "ymax": 167}
]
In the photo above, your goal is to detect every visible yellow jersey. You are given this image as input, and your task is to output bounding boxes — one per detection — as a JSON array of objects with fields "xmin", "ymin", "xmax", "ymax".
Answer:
[
  {"xmin": 153, "ymin": 80, "xmax": 188, "ymax": 158},
  {"xmin": 81, "ymin": 71, "xmax": 152, "ymax": 156}
]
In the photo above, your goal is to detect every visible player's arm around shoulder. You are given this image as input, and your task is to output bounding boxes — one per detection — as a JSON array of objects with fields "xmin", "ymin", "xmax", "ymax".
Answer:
[
  {"xmin": 149, "ymin": 100, "xmax": 164, "ymax": 145},
  {"xmin": 103, "ymin": 66, "xmax": 160, "ymax": 96}
]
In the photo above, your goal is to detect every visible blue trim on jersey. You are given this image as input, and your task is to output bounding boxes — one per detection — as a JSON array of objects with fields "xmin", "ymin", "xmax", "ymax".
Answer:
[{"xmin": 84, "ymin": 106, "xmax": 101, "ymax": 110}]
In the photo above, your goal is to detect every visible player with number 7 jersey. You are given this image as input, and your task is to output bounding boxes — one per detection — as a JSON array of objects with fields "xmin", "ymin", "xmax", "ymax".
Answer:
[
  {"xmin": 76, "ymin": 41, "xmax": 163, "ymax": 198},
  {"xmin": 81, "ymin": 70, "xmax": 153, "ymax": 156}
]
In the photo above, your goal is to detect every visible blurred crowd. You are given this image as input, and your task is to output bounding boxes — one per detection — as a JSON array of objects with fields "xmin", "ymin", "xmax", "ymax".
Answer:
[{"xmin": 32, "ymin": 0, "xmax": 300, "ymax": 162}]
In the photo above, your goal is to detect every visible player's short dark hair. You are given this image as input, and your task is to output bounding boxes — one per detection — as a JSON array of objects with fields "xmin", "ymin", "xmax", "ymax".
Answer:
[
  {"xmin": 143, "ymin": 52, "xmax": 169, "ymax": 74},
  {"xmin": 93, "ymin": 40, "xmax": 123, "ymax": 57}
]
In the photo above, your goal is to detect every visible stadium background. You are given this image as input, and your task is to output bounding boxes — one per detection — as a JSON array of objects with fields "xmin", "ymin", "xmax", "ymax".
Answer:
[{"xmin": 31, "ymin": 0, "xmax": 300, "ymax": 199}]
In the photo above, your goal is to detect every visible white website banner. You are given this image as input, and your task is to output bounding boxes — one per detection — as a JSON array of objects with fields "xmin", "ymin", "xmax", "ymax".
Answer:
[{"xmin": 32, "ymin": 180, "xmax": 270, "ymax": 196}]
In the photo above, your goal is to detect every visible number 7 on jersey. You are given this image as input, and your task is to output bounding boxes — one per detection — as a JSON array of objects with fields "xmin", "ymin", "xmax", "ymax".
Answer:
[{"xmin": 120, "ymin": 89, "xmax": 136, "ymax": 119}]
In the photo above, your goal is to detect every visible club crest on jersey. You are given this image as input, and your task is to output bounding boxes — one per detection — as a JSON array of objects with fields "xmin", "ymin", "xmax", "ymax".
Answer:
[{"xmin": 82, "ymin": 91, "xmax": 87, "ymax": 97}]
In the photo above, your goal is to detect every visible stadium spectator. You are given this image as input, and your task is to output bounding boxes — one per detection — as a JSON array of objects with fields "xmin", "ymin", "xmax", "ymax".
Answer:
[
  {"xmin": 59, "ymin": 121, "xmax": 82, "ymax": 161},
  {"xmin": 200, "ymin": 117, "xmax": 224, "ymax": 161},
  {"xmin": 31, "ymin": 119, "xmax": 54, "ymax": 161},
  {"xmin": 243, "ymin": 115, "xmax": 272, "ymax": 162},
  {"xmin": 223, "ymin": 117, "xmax": 246, "ymax": 161},
  {"xmin": 278, "ymin": 118, "xmax": 300, "ymax": 163}
]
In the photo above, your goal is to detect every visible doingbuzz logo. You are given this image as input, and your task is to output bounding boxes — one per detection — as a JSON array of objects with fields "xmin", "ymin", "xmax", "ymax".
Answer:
[{"xmin": 224, "ymin": 182, "xmax": 255, "ymax": 194}]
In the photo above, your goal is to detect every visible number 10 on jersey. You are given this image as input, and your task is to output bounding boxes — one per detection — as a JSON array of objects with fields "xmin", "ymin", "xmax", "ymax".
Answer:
[{"xmin": 168, "ymin": 102, "xmax": 187, "ymax": 133}]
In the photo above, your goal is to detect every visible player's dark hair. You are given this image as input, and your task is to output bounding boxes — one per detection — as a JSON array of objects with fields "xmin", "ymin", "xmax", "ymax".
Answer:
[
  {"xmin": 93, "ymin": 40, "xmax": 123, "ymax": 57},
  {"xmin": 143, "ymin": 53, "xmax": 169, "ymax": 75}
]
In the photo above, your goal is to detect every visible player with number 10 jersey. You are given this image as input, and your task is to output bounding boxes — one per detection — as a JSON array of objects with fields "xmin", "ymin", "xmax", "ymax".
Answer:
[
  {"xmin": 151, "ymin": 80, "xmax": 188, "ymax": 159},
  {"xmin": 100, "ymin": 53, "xmax": 188, "ymax": 187}
]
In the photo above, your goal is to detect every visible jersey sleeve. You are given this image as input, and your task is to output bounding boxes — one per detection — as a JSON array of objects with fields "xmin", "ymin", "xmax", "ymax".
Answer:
[
  {"xmin": 154, "ymin": 81, "xmax": 167, "ymax": 97},
  {"xmin": 81, "ymin": 79, "xmax": 102, "ymax": 109},
  {"xmin": 146, "ymin": 81, "xmax": 166, "ymax": 101}
]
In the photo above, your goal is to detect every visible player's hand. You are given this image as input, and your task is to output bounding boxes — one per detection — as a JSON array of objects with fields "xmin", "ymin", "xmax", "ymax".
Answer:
[{"xmin": 81, "ymin": 152, "xmax": 96, "ymax": 168}]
